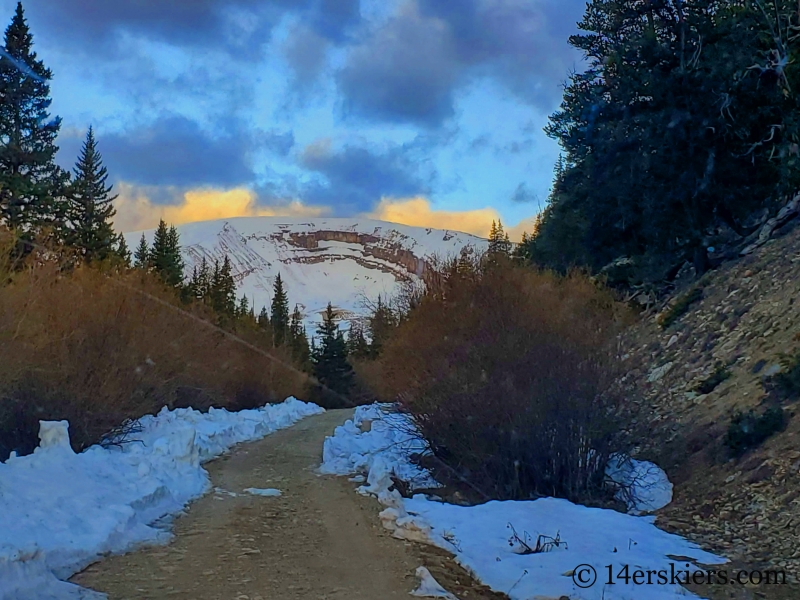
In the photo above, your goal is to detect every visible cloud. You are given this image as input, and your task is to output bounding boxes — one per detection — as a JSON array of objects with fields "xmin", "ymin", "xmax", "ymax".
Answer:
[
  {"xmin": 299, "ymin": 139, "xmax": 435, "ymax": 213},
  {"xmin": 113, "ymin": 184, "xmax": 328, "ymax": 232},
  {"xmin": 365, "ymin": 197, "xmax": 499, "ymax": 238},
  {"xmin": 98, "ymin": 115, "xmax": 257, "ymax": 189},
  {"xmin": 511, "ymin": 182, "xmax": 539, "ymax": 204},
  {"xmin": 337, "ymin": 0, "xmax": 586, "ymax": 126},
  {"xmin": 338, "ymin": 3, "xmax": 460, "ymax": 126}
]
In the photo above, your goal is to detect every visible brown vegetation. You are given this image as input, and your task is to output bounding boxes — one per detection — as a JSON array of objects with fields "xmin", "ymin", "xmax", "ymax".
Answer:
[
  {"xmin": 0, "ymin": 237, "xmax": 308, "ymax": 460},
  {"xmin": 357, "ymin": 256, "xmax": 634, "ymax": 503}
]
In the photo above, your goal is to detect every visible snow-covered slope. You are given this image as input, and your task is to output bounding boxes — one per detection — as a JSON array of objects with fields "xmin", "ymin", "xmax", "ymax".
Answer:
[{"xmin": 126, "ymin": 217, "xmax": 488, "ymax": 329}]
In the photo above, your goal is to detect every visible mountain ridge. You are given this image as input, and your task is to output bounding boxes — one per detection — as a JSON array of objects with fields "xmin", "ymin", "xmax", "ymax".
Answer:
[{"xmin": 125, "ymin": 216, "xmax": 488, "ymax": 329}]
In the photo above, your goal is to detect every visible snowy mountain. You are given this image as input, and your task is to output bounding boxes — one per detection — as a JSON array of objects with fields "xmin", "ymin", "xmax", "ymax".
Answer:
[{"xmin": 125, "ymin": 217, "xmax": 488, "ymax": 329}]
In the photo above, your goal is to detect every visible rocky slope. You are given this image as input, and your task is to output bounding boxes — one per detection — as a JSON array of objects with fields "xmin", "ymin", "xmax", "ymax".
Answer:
[
  {"xmin": 618, "ymin": 219, "xmax": 800, "ymax": 597},
  {"xmin": 126, "ymin": 217, "xmax": 487, "ymax": 329}
]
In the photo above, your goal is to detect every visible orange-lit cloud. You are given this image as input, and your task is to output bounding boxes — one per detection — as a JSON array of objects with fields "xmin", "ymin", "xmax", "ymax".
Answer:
[
  {"xmin": 364, "ymin": 197, "xmax": 537, "ymax": 241},
  {"xmin": 113, "ymin": 184, "xmax": 328, "ymax": 232}
]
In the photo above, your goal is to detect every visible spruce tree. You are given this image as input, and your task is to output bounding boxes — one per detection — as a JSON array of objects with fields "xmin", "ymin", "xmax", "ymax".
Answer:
[
  {"xmin": 312, "ymin": 302, "xmax": 354, "ymax": 396},
  {"xmin": 0, "ymin": 2, "xmax": 69, "ymax": 234},
  {"xmin": 288, "ymin": 305, "xmax": 311, "ymax": 371},
  {"xmin": 270, "ymin": 273, "xmax": 290, "ymax": 346},
  {"xmin": 115, "ymin": 233, "xmax": 131, "ymax": 267},
  {"xmin": 368, "ymin": 295, "xmax": 395, "ymax": 358},
  {"xmin": 67, "ymin": 126, "xmax": 117, "ymax": 261},
  {"xmin": 133, "ymin": 233, "xmax": 149, "ymax": 269},
  {"xmin": 209, "ymin": 256, "xmax": 236, "ymax": 317},
  {"xmin": 149, "ymin": 220, "xmax": 184, "ymax": 287}
]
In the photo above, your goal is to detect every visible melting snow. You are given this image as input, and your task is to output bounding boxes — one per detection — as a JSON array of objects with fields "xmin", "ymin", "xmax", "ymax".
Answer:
[
  {"xmin": 320, "ymin": 404, "xmax": 726, "ymax": 600},
  {"xmin": 243, "ymin": 488, "xmax": 281, "ymax": 497},
  {"xmin": 0, "ymin": 397, "xmax": 323, "ymax": 600}
]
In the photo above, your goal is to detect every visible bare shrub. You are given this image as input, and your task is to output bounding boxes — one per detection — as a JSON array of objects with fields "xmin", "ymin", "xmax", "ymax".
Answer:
[
  {"xmin": 0, "ymin": 241, "xmax": 308, "ymax": 459},
  {"xmin": 362, "ymin": 257, "xmax": 633, "ymax": 503}
]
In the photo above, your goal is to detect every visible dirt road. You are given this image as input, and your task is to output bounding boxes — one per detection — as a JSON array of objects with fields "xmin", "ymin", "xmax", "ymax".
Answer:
[{"xmin": 72, "ymin": 409, "xmax": 504, "ymax": 600}]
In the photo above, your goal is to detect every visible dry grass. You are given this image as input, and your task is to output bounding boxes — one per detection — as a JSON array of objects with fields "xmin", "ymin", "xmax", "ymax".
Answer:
[
  {"xmin": 0, "ymin": 236, "xmax": 308, "ymax": 459},
  {"xmin": 360, "ymin": 257, "xmax": 634, "ymax": 503}
]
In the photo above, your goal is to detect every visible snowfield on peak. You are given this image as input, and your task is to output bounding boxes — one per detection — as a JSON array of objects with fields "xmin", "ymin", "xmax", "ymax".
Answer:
[{"xmin": 125, "ymin": 217, "xmax": 488, "ymax": 329}]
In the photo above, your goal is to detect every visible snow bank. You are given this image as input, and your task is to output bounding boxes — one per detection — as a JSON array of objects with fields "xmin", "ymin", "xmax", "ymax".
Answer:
[
  {"xmin": 319, "ymin": 404, "xmax": 439, "ymax": 490},
  {"xmin": 0, "ymin": 397, "xmax": 323, "ymax": 600},
  {"xmin": 320, "ymin": 404, "xmax": 726, "ymax": 600}
]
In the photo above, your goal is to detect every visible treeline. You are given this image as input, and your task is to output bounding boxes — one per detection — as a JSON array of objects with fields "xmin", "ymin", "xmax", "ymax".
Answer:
[{"xmin": 518, "ymin": 0, "xmax": 800, "ymax": 287}]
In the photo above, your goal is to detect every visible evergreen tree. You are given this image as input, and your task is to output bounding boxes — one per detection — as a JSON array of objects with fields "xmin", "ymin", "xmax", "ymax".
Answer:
[
  {"xmin": 539, "ymin": 0, "xmax": 798, "ymax": 282},
  {"xmin": 270, "ymin": 273, "xmax": 290, "ymax": 346},
  {"xmin": 312, "ymin": 302, "xmax": 354, "ymax": 396},
  {"xmin": 209, "ymin": 256, "xmax": 236, "ymax": 317},
  {"xmin": 258, "ymin": 305, "xmax": 270, "ymax": 330},
  {"xmin": 368, "ymin": 295, "xmax": 396, "ymax": 358},
  {"xmin": 288, "ymin": 305, "xmax": 311, "ymax": 371},
  {"xmin": 487, "ymin": 219, "xmax": 511, "ymax": 256},
  {"xmin": 149, "ymin": 220, "xmax": 184, "ymax": 287},
  {"xmin": 115, "ymin": 233, "xmax": 131, "ymax": 267},
  {"xmin": 133, "ymin": 233, "xmax": 149, "ymax": 269},
  {"xmin": 67, "ymin": 126, "xmax": 117, "ymax": 260},
  {"xmin": 0, "ymin": 2, "xmax": 69, "ymax": 234},
  {"xmin": 346, "ymin": 323, "xmax": 370, "ymax": 360},
  {"xmin": 237, "ymin": 295, "xmax": 250, "ymax": 320}
]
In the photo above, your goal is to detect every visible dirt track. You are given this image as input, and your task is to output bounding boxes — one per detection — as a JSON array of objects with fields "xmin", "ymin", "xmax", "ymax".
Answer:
[{"xmin": 72, "ymin": 409, "xmax": 505, "ymax": 600}]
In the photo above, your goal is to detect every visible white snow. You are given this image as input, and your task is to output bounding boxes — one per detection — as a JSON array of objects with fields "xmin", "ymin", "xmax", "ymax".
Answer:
[
  {"xmin": 0, "ymin": 397, "xmax": 323, "ymax": 600},
  {"xmin": 126, "ymin": 217, "xmax": 488, "ymax": 331},
  {"xmin": 410, "ymin": 566, "xmax": 459, "ymax": 599},
  {"xmin": 243, "ymin": 488, "xmax": 281, "ymax": 497},
  {"xmin": 606, "ymin": 455, "xmax": 673, "ymax": 514},
  {"xmin": 319, "ymin": 403, "xmax": 439, "ymax": 490},
  {"xmin": 320, "ymin": 404, "xmax": 726, "ymax": 600}
]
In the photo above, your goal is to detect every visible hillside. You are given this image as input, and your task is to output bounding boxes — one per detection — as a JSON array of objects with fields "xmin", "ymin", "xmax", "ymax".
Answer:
[
  {"xmin": 618, "ymin": 218, "xmax": 800, "ymax": 593},
  {"xmin": 125, "ymin": 217, "xmax": 488, "ymax": 329}
]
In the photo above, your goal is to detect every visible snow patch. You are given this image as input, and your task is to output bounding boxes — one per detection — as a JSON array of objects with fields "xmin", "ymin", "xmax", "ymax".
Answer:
[
  {"xmin": 0, "ymin": 397, "xmax": 323, "ymax": 600},
  {"xmin": 411, "ymin": 566, "xmax": 459, "ymax": 599},
  {"xmin": 244, "ymin": 488, "xmax": 282, "ymax": 497},
  {"xmin": 321, "ymin": 404, "xmax": 726, "ymax": 600}
]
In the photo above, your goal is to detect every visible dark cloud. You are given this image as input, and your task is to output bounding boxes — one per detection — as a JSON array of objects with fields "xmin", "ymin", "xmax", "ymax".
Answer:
[
  {"xmin": 259, "ymin": 129, "xmax": 296, "ymax": 157},
  {"xmin": 338, "ymin": 5, "xmax": 460, "ymax": 127},
  {"xmin": 283, "ymin": 25, "xmax": 330, "ymax": 91},
  {"xmin": 297, "ymin": 140, "xmax": 434, "ymax": 213},
  {"xmin": 511, "ymin": 182, "xmax": 538, "ymax": 204},
  {"xmin": 94, "ymin": 116, "xmax": 256, "ymax": 191},
  {"xmin": 337, "ymin": 0, "xmax": 586, "ymax": 126},
  {"xmin": 17, "ymin": 0, "xmax": 359, "ymax": 59}
]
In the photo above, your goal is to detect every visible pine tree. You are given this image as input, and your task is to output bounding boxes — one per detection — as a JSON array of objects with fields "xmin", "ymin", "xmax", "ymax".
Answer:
[
  {"xmin": 312, "ymin": 302, "xmax": 354, "ymax": 396},
  {"xmin": 347, "ymin": 323, "xmax": 370, "ymax": 360},
  {"xmin": 209, "ymin": 256, "xmax": 236, "ymax": 317},
  {"xmin": 368, "ymin": 295, "xmax": 395, "ymax": 358},
  {"xmin": 270, "ymin": 273, "xmax": 290, "ymax": 346},
  {"xmin": 288, "ymin": 305, "xmax": 311, "ymax": 371},
  {"xmin": 67, "ymin": 126, "xmax": 117, "ymax": 261},
  {"xmin": 487, "ymin": 219, "xmax": 511, "ymax": 256},
  {"xmin": 0, "ymin": 2, "xmax": 69, "ymax": 234},
  {"xmin": 115, "ymin": 233, "xmax": 131, "ymax": 267},
  {"xmin": 237, "ymin": 295, "xmax": 250, "ymax": 320},
  {"xmin": 258, "ymin": 305, "xmax": 270, "ymax": 329},
  {"xmin": 149, "ymin": 220, "xmax": 184, "ymax": 287},
  {"xmin": 133, "ymin": 233, "xmax": 149, "ymax": 269}
]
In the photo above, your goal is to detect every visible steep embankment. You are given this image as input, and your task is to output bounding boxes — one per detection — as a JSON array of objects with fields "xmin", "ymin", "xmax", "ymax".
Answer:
[{"xmin": 618, "ymin": 219, "xmax": 800, "ymax": 583}]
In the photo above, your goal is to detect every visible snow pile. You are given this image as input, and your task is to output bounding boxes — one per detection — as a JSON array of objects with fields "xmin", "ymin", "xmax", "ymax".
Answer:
[
  {"xmin": 319, "ymin": 404, "xmax": 439, "ymax": 490},
  {"xmin": 0, "ymin": 397, "xmax": 323, "ymax": 600},
  {"xmin": 410, "ymin": 566, "xmax": 458, "ymax": 599},
  {"xmin": 320, "ymin": 405, "xmax": 726, "ymax": 600},
  {"xmin": 606, "ymin": 455, "xmax": 673, "ymax": 514}
]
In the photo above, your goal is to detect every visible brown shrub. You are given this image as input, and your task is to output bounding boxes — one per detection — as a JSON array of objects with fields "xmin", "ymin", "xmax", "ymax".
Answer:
[
  {"xmin": 0, "ymin": 245, "xmax": 308, "ymax": 459},
  {"xmin": 361, "ymin": 257, "xmax": 634, "ymax": 503}
]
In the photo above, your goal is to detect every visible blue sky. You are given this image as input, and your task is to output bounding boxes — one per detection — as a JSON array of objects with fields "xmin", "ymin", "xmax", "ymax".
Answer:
[{"xmin": 3, "ymin": 0, "xmax": 587, "ymax": 238}]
